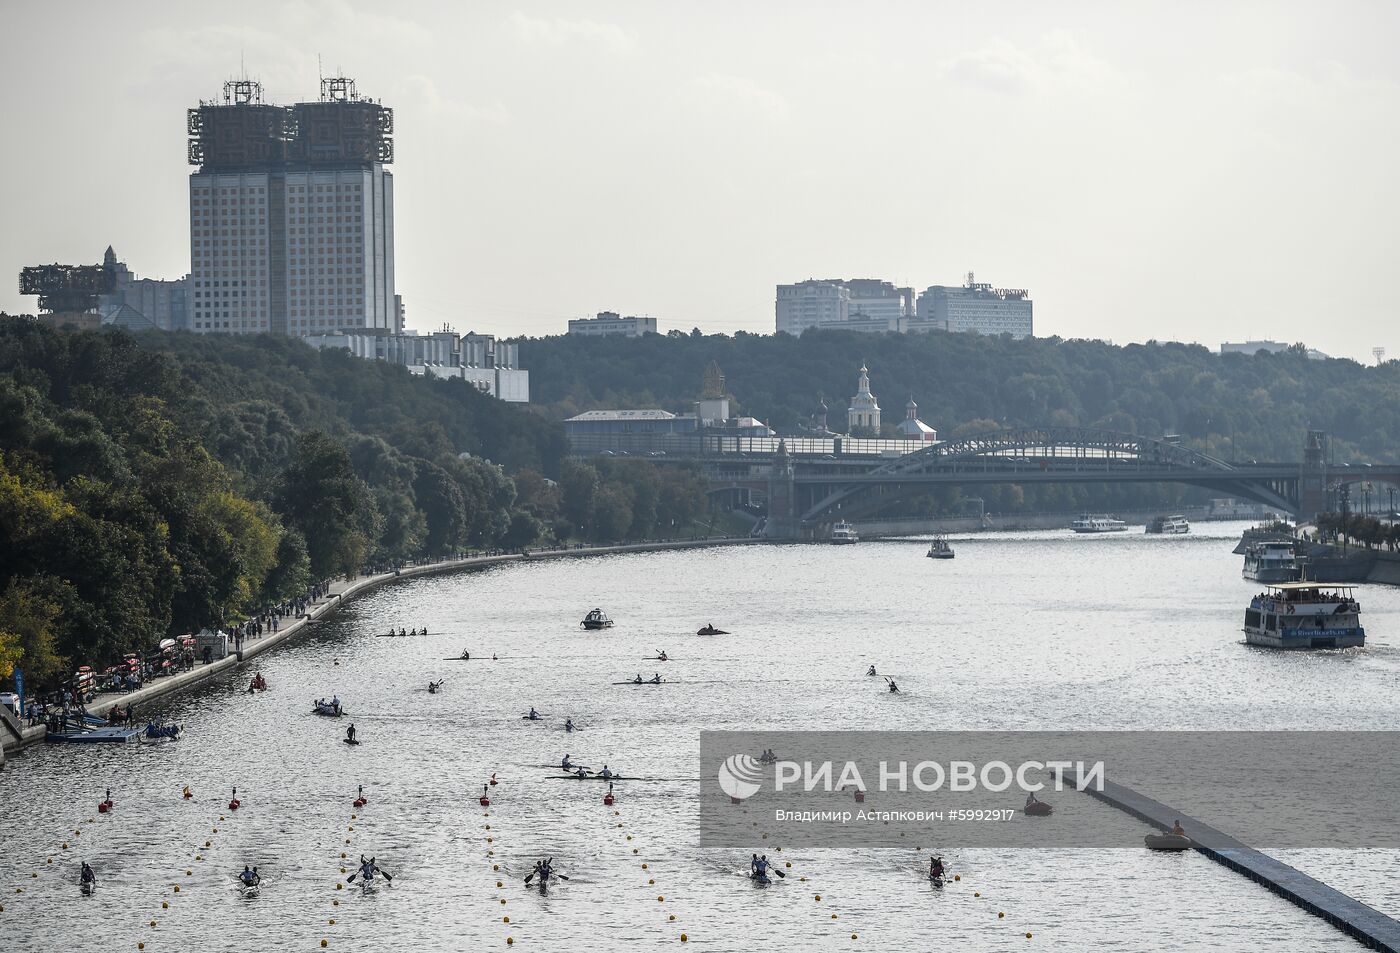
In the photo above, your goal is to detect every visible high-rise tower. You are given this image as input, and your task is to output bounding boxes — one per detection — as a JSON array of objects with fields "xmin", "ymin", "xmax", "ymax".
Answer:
[{"xmin": 186, "ymin": 77, "xmax": 396, "ymax": 336}]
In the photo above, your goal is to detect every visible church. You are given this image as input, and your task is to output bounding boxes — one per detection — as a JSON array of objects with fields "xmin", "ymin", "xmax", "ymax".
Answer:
[{"xmin": 839, "ymin": 363, "xmax": 937, "ymax": 441}]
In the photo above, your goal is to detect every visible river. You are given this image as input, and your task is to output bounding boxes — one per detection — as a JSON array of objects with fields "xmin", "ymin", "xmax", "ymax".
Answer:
[{"xmin": 3, "ymin": 521, "xmax": 1399, "ymax": 952}]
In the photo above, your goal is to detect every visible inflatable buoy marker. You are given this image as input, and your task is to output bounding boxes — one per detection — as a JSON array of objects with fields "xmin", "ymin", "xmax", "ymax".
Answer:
[
  {"xmin": 493, "ymin": 864, "xmax": 500, "ymax": 871},
  {"xmin": 506, "ymin": 939, "xmax": 513, "ymax": 946},
  {"xmin": 669, "ymin": 915, "xmax": 675, "ymax": 921},
  {"xmin": 657, "ymin": 895, "xmax": 664, "ymax": 902},
  {"xmin": 954, "ymin": 875, "xmax": 960, "ymax": 881},
  {"xmin": 329, "ymin": 918, "xmax": 336, "ymax": 925},
  {"xmin": 785, "ymin": 862, "xmax": 791, "ymax": 868},
  {"xmin": 61, "ymin": 843, "xmax": 68, "ymax": 849},
  {"xmin": 185, "ymin": 870, "xmax": 191, "ymax": 876},
  {"xmin": 340, "ymin": 867, "xmax": 346, "ymax": 873},
  {"xmin": 1026, "ymin": 933, "xmax": 1033, "ymax": 939},
  {"xmin": 173, "ymin": 885, "xmax": 180, "ymax": 892},
  {"xmin": 497, "ymin": 881, "xmax": 503, "ymax": 888},
  {"xmin": 485, "ymin": 824, "xmax": 490, "ymax": 830},
  {"xmin": 138, "ymin": 944, "xmax": 144, "ymax": 950},
  {"xmin": 503, "ymin": 916, "xmax": 509, "ymax": 923},
  {"xmin": 680, "ymin": 934, "xmax": 687, "ymax": 942},
  {"xmin": 333, "ymin": 899, "xmax": 339, "ymax": 906},
  {"xmin": 341, "ymin": 852, "xmax": 347, "ymax": 859},
  {"xmin": 815, "ymin": 894, "xmax": 822, "ymax": 902},
  {"xmin": 500, "ymin": 898, "xmax": 506, "ymax": 905},
  {"xmin": 641, "ymin": 863, "xmax": 648, "ymax": 869},
  {"xmin": 633, "ymin": 848, "xmax": 639, "ymax": 855},
  {"xmin": 974, "ymin": 891, "xmax": 980, "ymax": 897},
  {"xmin": 162, "ymin": 902, "xmax": 168, "ymax": 909},
  {"xmin": 30, "ymin": 873, "xmax": 36, "ymax": 879},
  {"xmin": 336, "ymin": 883, "xmax": 342, "ymax": 890},
  {"xmin": 831, "ymin": 914, "xmax": 838, "ymax": 919},
  {"xmin": 47, "ymin": 858, "xmax": 52, "ymax": 864},
  {"xmin": 321, "ymin": 941, "xmax": 328, "ymax": 948},
  {"xmin": 149, "ymin": 919, "xmax": 157, "ymax": 927},
  {"xmin": 851, "ymin": 934, "xmax": 858, "ymax": 940},
  {"xmin": 999, "ymin": 912, "xmax": 1005, "ymax": 919},
  {"xmin": 649, "ymin": 879, "xmax": 655, "ymax": 885}
]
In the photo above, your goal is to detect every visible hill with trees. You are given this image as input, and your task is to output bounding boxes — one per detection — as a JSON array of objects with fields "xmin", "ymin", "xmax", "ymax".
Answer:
[
  {"xmin": 522, "ymin": 330, "xmax": 1400, "ymax": 466},
  {"xmin": 0, "ymin": 320, "xmax": 708, "ymax": 685}
]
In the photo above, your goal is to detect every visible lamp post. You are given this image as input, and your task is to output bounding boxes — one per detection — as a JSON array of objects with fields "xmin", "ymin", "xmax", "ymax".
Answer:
[{"xmin": 1339, "ymin": 483, "xmax": 1351, "ymax": 554}]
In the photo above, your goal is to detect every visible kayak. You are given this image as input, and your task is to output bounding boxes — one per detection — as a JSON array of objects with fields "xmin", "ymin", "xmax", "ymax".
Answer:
[
  {"xmin": 1145, "ymin": 833, "xmax": 1192, "ymax": 851},
  {"xmin": 240, "ymin": 883, "xmax": 261, "ymax": 898},
  {"xmin": 642, "ymin": 656, "xmax": 671, "ymax": 661},
  {"xmin": 80, "ymin": 881, "xmax": 95, "ymax": 896},
  {"xmin": 750, "ymin": 872, "xmax": 771, "ymax": 886}
]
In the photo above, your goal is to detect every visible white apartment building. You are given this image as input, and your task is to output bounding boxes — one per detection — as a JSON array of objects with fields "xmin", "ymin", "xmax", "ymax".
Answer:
[
  {"xmin": 915, "ymin": 274, "xmax": 1033, "ymax": 339},
  {"xmin": 304, "ymin": 328, "xmax": 529, "ymax": 402},
  {"xmin": 566, "ymin": 312, "xmax": 658, "ymax": 337},
  {"xmin": 775, "ymin": 280, "xmax": 850, "ymax": 334},
  {"xmin": 189, "ymin": 168, "xmax": 395, "ymax": 335}
]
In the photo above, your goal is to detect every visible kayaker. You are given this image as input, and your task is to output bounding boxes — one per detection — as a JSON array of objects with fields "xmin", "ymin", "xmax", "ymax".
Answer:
[
  {"xmin": 657, "ymin": 650, "xmax": 668, "ymax": 661},
  {"xmin": 564, "ymin": 718, "xmax": 575, "ymax": 732},
  {"xmin": 358, "ymin": 856, "xmax": 377, "ymax": 881},
  {"xmin": 80, "ymin": 862, "xmax": 96, "ymax": 886},
  {"xmin": 346, "ymin": 724, "xmax": 356, "ymax": 743},
  {"xmin": 752, "ymin": 854, "xmax": 770, "ymax": 878},
  {"xmin": 887, "ymin": 679, "xmax": 900, "ymax": 693},
  {"xmin": 1171, "ymin": 820, "xmax": 1186, "ymax": 837},
  {"xmin": 867, "ymin": 665, "xmax": 877, "ymax": 676},
  {"xmin": 930, "ymin": 856, "xmax": 945, "ymax": 881},
  {"xmin": 239, "ymin": 865, "xmax": 259, "ymax": 887},
  {"xmin": 428, "ymin": 681, "xmax": 436, "ymax": 694}
]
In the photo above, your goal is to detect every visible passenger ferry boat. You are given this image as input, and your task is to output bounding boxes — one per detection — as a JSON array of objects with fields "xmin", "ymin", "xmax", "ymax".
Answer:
[
  {"xmin": 1146, "ymin": 514, "xmax": 1190, "ymax": 534},
  {"xmin": 925, "ymin": 535, "xmax": 955, "ymax": 559},
  {"xmin": 1071, "ymin": 515, "xmax": 1128, "ymax": 534},
  {"xmin": 1241, "ymin": 541, "xmax": 1299, "ymax": 583},
  {"xmin": 1244, "ymin": 583, "xmax": 1364, "ymax": 649},
  {"xmin": 830, "ymin": 521, "xmax": 860, "ymax": 544}
]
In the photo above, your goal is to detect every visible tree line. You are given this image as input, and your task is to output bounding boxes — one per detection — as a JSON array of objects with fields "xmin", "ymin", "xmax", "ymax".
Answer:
[{"xmin": 0, "ymin": 320, "xmax": 708, "ymax": 686}]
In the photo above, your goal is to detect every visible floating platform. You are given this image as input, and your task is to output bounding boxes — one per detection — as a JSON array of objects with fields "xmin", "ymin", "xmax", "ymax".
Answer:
[{"xmin": 46, "ymin": 726, "xmax": 144, "ymax": 744}]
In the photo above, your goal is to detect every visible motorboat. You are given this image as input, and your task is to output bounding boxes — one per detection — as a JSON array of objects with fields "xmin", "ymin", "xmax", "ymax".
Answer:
[
  {"xmin": 1244, "ymin": 583, "xmax": 1364, "ymax": 649},
  {"xmin": 581, "ymin": 608, "xmax": 614, "ymax": 630},
  {"xmin": 1146, "ymin": 515, "xmax": 1190, "ymax": 534},
  {"xmin": 830, "ymin": 521, "xmax": 860, "ymax": 544},
  {"xmin": 925, "ymin": 535, "xmax": 955, "ymax": 559},
  {"xmin": 1144, "ymin": 833, "xmax": 1192, "ymax": 851}
]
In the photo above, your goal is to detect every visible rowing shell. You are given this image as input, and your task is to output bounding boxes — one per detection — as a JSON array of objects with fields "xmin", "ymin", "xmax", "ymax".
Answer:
[
  {"xmin": 641, "ymin": 656, "xmax": 671, "ymax": 661},
  {"xmin": 441, "ymin": 657, "xmax": 501, "ymax": 661},
  {"xmin": 545, "ymin": 775, "xmax": 697, "ymax": 782},
  {"xmin": 611, "ymin": 681, "xmax": 674, "ymax": 685}
]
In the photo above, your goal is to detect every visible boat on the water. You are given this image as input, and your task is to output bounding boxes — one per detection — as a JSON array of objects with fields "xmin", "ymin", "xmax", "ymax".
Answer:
[
  {"xmin": 313, "ymin": 700, "xmax": 344, "ymax": 717},
  {"xmin": 697, "ymin": 625, "xmax": 728, "ymax": 635},
  {"xmin": 1071, "ymin": 514, "xmax": 1128, "ymax": 534},
  {"xmin": 140, "ymin": 722, "xmax": 182, "ymax": 743},
  {"xmin": 1146, "ymin": 514, "xmax": 1190, "ymax": 534},
  {"xmin": 925, "ymin": 535, "xmax": 955, "ymax": 559},
  {"xmin": 1241, "ymin": 540, "xmax": 1300, "ymax": 582},
  {"xmin": 830, "ymin": 520, "xmax": 860, "ymax": 544},
  {"xmin": 1145, "ymin": 833, "xmax": 1192, "ymax": 851},
  {"xmin": 1244, "ymin": 582, "xmax": 1364, "ymax": 649},
  {"xmin": 581, "ymin": 608, "xmax": 614, "ymax": 630}
]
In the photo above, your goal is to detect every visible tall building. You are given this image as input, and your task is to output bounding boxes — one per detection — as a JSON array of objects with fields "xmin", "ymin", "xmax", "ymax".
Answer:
[
  {"xmin": 847, "ymin": 363, "xmax": 881, "ymax": 433},
  {"xmin": 186, "ymin": 77, "xmax": 396, "ymax": 336},
  {"xmin": 98, "ymin": 246, "xmax": 190, "ymax": 331},
  {"xmin": 915, "ymin": 273, "xmax": 1033, "ymax": 339},
  {"xmin": 567, "ymin": 312, "xmax": 658, "ymax": 337},
  {"xmin": 775, "ymin": 278, "xmax": 912, "ymax": 335}
]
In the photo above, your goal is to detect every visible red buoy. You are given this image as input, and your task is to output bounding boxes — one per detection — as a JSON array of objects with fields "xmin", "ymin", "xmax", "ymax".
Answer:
[
  {"xmin": 353, "ymin": 797, "xmax": 367, "ymax": 808},
  {"xmin": 479, "ymin": 796, "xmax": 490, "ymax": 806},
  {"xmin": 603, "ymin": 793, "xmax": 615, "ymax": 806},
  {"xmin": 228, "ymin": 799, "xmax": 241, "ymax": 810},
  {"xmin": 853, "ymin": 790, "xmax": 865, "ymax": 803},
  {"xmin": 97, "ymin": 801, "xmax": 111, "ymax": 814}
]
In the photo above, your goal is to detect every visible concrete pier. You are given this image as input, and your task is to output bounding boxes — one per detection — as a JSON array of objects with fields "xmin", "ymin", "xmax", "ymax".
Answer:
[{"xmin": 1084, "ymin": 776, "xmax": 1400, "ymax": 951}]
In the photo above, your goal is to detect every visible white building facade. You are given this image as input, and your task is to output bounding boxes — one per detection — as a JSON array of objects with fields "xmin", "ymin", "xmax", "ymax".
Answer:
[
  {"xmin": 775, "ymin": 280, "xmax": 850, "ymax": 334},
  {"xmin": 304, "ymin": 328, "xmax": 529, "ymax": 402},
  {"xmin": 915, "ymin": 275, "xmax": 1033, "ymax": 339},
  {"xmin": 189, "ymin": 167, "xmax": 395, "ymax": 335}
]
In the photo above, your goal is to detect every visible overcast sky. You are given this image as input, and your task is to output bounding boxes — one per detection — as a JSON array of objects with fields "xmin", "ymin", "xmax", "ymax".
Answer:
[{"xmin": 3, "ymin": 1, "xmax": 1397, "ymax": 360}]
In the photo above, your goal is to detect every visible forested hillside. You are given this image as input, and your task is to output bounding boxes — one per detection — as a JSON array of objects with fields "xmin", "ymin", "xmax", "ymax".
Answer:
[
  {"xmin": 522, "ymin": 330, "xmax": 1400, "ymax": 464},
  {"xmin": 0, "ymin": 321, "xmax": 707, "ymax": 684}
]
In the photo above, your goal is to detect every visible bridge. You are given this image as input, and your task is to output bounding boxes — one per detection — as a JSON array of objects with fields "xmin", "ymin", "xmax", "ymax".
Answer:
[{"xmin": 568, "ymin": 428, "xmax": 1400, "ymax": 539}]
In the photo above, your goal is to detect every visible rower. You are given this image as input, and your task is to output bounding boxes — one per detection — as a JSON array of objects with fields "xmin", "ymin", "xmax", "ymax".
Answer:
[
  {"xmin": 1026, "ymin": 791, "xmax": 1039, "ymax": 808},
  {"xmin": 649, "ymin": 673, "xmax": 662, "ymax": 684},
  {"xmin": 1171, "ymin": 820, "xmax": 1186, "ymax": 837},
  {"xmin": 867, "ymin": 665, "xmax": 877, "ymax": 676},
  {"xmin": 929, "ymin": 856, "xmax": 945, "ymax": 881},
  {"xmin": 421, "ymin": 626, "xmax": 429, "ymax": 635},
  {"xmin": 80, "ymin": 862, "xmax": 96, "ymax": 886},
  {"xmin": 561, "ymin": 754, "xmax": 574, "ymax": 770},
  {"xmin": 461, "ymin": 650, "xmax": 470, "ymax": 660},
  {"xmin": 564, "ymin": 718, "xmax": 575, "ymax": 732},
  {"xmin": 528, "ymin": 707, "xmax": 540, "ymax": 720},
  {"xmin": 428, "ymin": 681, "xmax": 437, "ymax": 694},
  {"xmin": 409, "ymin": 628, "xmax": 417, "ymax": 637},
  {"xmin": 752, "ymin": 853, "xmax": 770, "ymax": 878},
  {"xmin": 597, "ymin": 765, "xmax": 614, "ymax": 780},
  {"xmin": 399, "ymin": 628, "xmax": 406, "ymax": 637},
  {"xmin": 346, "ymin": 724, "xmax": 356, "ymax": 743},
  {"xmin": 239, "ymin": 865, "xmax": 259, "ymax": 887},
  {"xmin": 573, "ymin": 766, "xmax": 589, "ymax": 779},
  {"xmin": 633, "ymin": 674, "xmax": 643, "ymax": 684}
]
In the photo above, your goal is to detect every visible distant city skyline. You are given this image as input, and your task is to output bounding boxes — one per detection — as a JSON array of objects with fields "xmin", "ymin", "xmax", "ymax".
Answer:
[{"xmin": 2, "ymin": 1, "xmax": 1397, "ymax": 361}]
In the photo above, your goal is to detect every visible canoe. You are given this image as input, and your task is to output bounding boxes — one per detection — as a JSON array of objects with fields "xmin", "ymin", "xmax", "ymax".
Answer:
[
  {"xmin": 1024, "ymin": 801, "xmax": 1053, "ymax": 816},
  {"xmin": 240, "ymin": 883, "xmax": 261, "ymax": 898},
  {"xmin": 751, "ymin": 873, "xmax": 771, "ymax": 886},
  {"xmin": 1144, "ymin": 833, "xmax": 1192, "ymax": 851}
]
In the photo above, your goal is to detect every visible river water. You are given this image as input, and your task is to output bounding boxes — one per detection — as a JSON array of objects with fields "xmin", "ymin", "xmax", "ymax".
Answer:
[{"xmin": 4, "ymin": 521, "xmax": 1400, "ymax": 952}]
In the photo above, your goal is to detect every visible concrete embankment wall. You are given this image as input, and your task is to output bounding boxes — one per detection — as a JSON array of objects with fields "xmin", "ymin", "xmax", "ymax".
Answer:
[
  {"xmin": 0, "ymin": 537, "xmax": 759, "ymax": 761},
  {"xmin": 855, "ymin": 506, "xmax": 1236, "ymax": 538}
]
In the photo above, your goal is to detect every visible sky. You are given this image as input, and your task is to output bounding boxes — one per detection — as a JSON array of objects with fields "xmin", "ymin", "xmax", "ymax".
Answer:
[{"xmin": 2, "ymin": 1, "xmax": 1398, "ymax": 361}]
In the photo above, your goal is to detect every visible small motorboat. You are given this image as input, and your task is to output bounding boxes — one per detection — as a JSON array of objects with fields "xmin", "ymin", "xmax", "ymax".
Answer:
[
  {"xmin": 1024, "ymin": 800, "xmax": 1053, "ymax": 817},
  {"xmin": 925, "ymin": 535, "xmax": 955, "ymax": 559},
  {"xmin": 580, "ymin": 609, "xmax": 614, "ymax": 630},
  {"xmin": 1144, "ymin": 833, "xmax": 1192, "ymax": 851},
  {"xmin": 313, "ymin": 701, "xmax": 344, "ymax": 717},
  {"xmin": 249, "ymin": 674, "xmax": 268, "ymax": 693}
]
